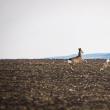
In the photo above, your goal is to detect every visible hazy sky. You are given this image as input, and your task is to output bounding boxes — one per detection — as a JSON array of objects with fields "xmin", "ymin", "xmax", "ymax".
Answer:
[{"xmin": 0, "ymin": 0, "xmax": 110, "ymax": 58}]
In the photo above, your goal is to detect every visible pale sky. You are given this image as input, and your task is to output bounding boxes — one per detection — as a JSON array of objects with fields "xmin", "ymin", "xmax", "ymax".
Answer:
[{"xmin": 0, "ymin": 0, "xmax": 110, "ymax": 59}]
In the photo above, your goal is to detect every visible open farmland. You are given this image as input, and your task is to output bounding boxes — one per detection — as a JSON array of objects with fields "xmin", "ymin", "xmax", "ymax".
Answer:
[{"xmin": 0, "ymin": 59, "xmax": 110, "ymax": 110}]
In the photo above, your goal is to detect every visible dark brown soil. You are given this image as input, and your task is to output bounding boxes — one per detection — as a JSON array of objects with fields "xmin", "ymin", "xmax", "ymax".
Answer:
[{"xmin": 0, "ymin": 59, "xmax": 110, "ymax": 110}]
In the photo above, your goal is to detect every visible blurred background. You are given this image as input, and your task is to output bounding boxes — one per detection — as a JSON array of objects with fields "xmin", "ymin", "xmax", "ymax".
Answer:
[{"xmin": 0, "ymin": 0, "xmax": 110, "ymax": 59}]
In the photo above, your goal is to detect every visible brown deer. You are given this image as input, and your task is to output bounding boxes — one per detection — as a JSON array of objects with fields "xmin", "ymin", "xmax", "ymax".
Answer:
[{"xmin": 68, "ymin": 48, "xmax": 84, "ymax": 64}]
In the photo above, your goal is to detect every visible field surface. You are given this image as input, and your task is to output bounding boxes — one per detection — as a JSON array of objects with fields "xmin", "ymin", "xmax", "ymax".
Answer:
[{"xmin": 0, "ymin": 59, "xmax": 110, "ymax": 110}]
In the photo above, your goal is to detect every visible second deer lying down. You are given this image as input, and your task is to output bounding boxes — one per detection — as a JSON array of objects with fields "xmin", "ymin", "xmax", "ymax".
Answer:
[
  {"xmin": 100, "ymin": 59, "xmax": 110, "ymax": 71},
  {"xmin": 68, "ymin": 48, "xmax": 84, "ymax": 64}
]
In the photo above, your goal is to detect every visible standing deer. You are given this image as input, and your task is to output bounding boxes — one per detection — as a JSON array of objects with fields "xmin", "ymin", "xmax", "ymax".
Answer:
[{"xmin": 68, "ymin": 48, "xmax": 84, "ymax": 64}]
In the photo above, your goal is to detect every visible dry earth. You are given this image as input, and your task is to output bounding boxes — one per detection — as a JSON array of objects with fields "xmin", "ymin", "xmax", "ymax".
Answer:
[{"xmin": 0, "ymin": 59, "xmax": 110, "ymax": 110}]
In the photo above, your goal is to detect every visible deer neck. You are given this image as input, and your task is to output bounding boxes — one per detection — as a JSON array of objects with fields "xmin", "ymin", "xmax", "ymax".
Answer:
[{"xmin": 78, "ymin": 51, "xmax": 81, "ymax": 57}]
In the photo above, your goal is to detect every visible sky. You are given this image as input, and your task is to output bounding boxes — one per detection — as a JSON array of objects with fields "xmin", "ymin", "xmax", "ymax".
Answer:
[{"xmin": 0, "ymin": 0, "xmax": 110, "ymax": 59}]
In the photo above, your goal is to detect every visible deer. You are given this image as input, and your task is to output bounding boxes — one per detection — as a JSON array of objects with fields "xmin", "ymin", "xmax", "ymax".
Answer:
[
  {"xmin": 68, "ymin": 48, "xmax": 84, "ymax": 64},
  {"xmin": 100, "ymin": 59, "xmax": 110, "ymax": 71}
]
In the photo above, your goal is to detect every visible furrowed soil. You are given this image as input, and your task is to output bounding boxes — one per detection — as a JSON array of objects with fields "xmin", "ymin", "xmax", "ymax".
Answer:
[{"xmin": 0, "ymin": 59, "xmax": 110, "ymax": 110}]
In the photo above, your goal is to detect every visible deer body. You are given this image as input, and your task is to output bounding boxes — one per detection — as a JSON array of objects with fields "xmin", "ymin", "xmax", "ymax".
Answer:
[{"xmin": 71, "ymin": 56, "xmax": 83, "ymax": 64}]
